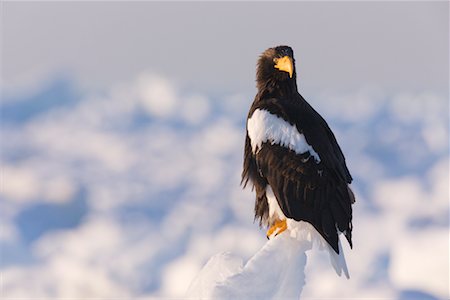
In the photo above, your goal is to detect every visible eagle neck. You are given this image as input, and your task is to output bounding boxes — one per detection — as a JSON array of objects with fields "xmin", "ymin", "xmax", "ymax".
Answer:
[{"xmin": 258, "ymin": 78, "xmax": 298, "ymax": 100}]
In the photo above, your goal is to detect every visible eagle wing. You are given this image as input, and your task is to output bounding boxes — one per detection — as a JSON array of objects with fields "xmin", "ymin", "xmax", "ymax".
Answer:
[{"xmin": 244, "ymin": 97, "xmax": 353, "ymax": 253}]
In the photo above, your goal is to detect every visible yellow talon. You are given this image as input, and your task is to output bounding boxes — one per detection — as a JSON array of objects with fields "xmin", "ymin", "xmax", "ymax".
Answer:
[{"xmin": 266, "ymin": 219, "xmax": 287, "ymax": 239}]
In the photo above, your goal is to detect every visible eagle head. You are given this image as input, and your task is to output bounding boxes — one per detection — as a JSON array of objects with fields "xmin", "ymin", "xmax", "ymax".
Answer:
[{"xmin": 256, "ymin": 45, "xmax": 296, "ymax": 89}]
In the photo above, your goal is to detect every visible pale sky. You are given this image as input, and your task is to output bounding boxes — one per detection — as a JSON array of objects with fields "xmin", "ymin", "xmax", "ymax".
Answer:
[{"xmin": 1, "ymin": 1, "xmax": 448, "ymax": 96}]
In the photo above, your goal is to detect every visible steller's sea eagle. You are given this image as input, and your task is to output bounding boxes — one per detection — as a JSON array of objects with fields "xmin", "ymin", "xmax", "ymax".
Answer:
[{"xmin": 242, "ymin": 45, "xmax": 355, "ymax": 257}]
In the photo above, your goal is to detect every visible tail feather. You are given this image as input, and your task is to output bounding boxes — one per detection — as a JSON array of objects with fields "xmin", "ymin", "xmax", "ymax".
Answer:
[
  {"xmin": 327, "ymin": 237, "xmax": 350, "ymax": 279},
  {"xmin": 287, "ymin": 219, "xmax": 350, "ymax": 279}
]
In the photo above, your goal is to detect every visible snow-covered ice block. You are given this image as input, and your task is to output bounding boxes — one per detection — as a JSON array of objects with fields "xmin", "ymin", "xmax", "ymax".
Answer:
[
  {"xmin": 186, "ymin": 221, "xmax": 350, "ymax": 299},
  {"xmin": 186, "ymin": 252, "xmax": 244, "ymax": 299},
  {"xmin": 186, "ymin": 233, "xmax": 308, "ymax": 300}
]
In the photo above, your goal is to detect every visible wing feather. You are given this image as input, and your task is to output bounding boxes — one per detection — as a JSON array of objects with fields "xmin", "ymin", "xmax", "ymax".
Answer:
[{"xmin": 244, "ymin": 98, "xmax": 353, "ymax": 253}]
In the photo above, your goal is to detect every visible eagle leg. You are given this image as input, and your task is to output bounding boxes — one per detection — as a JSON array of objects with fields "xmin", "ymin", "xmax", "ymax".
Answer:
[{"xmin": 266, "ymin": 219, "xmax": 287, "ymax": 239}]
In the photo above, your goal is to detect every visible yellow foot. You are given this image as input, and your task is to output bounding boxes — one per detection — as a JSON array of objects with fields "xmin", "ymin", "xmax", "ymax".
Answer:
[{"xmin": 266, "ymin": 219, "xmax": 287, "ymax": 239}]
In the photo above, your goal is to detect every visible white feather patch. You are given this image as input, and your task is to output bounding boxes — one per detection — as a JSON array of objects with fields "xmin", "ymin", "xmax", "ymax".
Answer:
[
  {"xmin": 247, "ymin": 109, "xmax": 320, "ymax": 162},
  {"xmin": 266, "ymin": 185, "xmax": 286, "ymax": 221}
]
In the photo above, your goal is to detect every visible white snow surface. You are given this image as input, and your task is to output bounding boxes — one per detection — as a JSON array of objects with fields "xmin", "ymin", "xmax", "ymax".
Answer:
[
  {"xmin": 247, "ymin": 109, "xmax": 321, "ymax": 162},
  {"xmin": 186, "ymin": 233, "xmax": 307, "ymax": 300},
  {"xmin": 187, "ymin": 221, "xmax": 349, "ymax": 300}
]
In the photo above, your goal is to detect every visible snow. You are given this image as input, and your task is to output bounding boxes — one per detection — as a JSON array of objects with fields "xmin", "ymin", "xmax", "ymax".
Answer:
[
  {"xmin": 1, "ymin": 71, "xmax": 448, "ymax": 299},
  {"xmin": 186, "ymin": 252, "xmax": 244, "ymax": 299},
  {"xmin": 247, "ymin": 109, "xmax": 321, "ymax": 162},
  {"xmin": 390, "ymin": 228, "xmax": 449, "ymax": 297},
  {"xmin": 136, "ymin": 74, "xmax": 178, "ymax": 118},
  {"xmin": 186, "ymin": 233, "xmax": 308, "ymax": 300},
  {"xmin": 187, "ymin": 221, "xmax": 350, "ymax": 300}
]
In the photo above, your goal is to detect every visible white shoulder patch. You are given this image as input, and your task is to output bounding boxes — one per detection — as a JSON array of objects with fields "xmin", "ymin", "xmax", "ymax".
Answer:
[{"xmin": 247, "ymin": 109, "xmax": 321, "ymax": 162}]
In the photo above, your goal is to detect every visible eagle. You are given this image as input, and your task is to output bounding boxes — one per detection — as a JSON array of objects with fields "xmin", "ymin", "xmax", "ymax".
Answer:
[{"xmin": 242, "ymin": 46, "xmax": 355, "ymax": 268}]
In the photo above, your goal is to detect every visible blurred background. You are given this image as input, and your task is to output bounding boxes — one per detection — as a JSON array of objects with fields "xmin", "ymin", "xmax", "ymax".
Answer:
[{"xmin": 1, "ymin": 2, "xmax": 448, "ymax": 299}]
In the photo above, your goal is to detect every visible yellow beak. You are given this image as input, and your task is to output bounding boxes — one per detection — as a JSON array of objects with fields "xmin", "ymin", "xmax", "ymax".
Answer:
[{"xmin": 274, "ymin": 56, "xmax": 294, "ymax": 78}]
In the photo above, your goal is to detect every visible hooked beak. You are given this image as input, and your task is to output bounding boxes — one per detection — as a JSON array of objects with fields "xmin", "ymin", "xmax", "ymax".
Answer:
[{"xmin": 274, "ymin": 56, "xmax": 293, "ymax": 78}]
